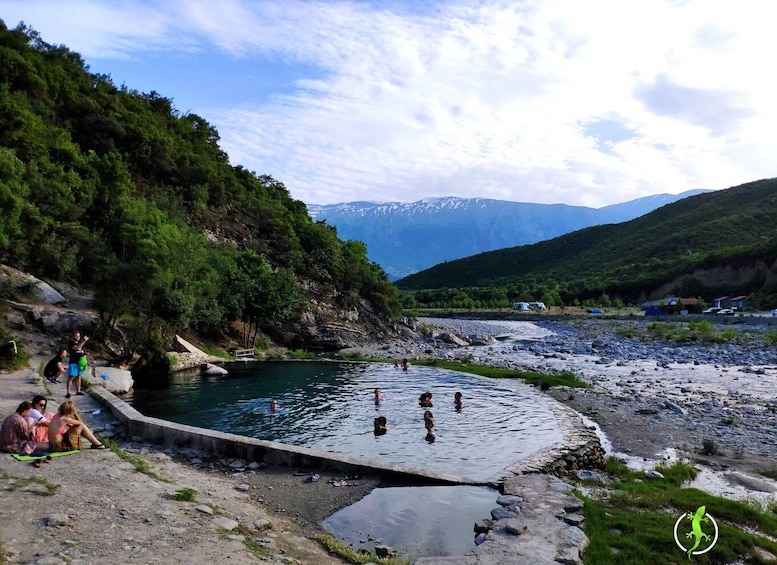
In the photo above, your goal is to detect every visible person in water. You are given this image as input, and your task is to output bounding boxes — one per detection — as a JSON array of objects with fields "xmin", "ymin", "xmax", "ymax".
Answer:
[
  {"xmin": 373, "ymin": 416, "xmax": 387, "ymax": 435},
  {"xmin": 374, "ymin": 388, "xmax": 383, "ymax": 405},
  {"xmin": 419, "ymin": 391, "xmax": 433, "ymax": 407},
  {"xmin": 402, "ymin": 358, "xmax": 409, "ymax": 371},
  {"xmin": 454, "ymin": 391, "xmax": 463, "ymax": 411},
  {"xmin": 270, "ymin": 400, "xmax": 278, "ymax": 412}
]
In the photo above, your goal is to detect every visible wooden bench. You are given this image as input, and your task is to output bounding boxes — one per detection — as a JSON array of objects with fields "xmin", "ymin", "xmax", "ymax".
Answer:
[{"xmin": 231, "ymin": 348, "xmax": 254, "ymax": 358}]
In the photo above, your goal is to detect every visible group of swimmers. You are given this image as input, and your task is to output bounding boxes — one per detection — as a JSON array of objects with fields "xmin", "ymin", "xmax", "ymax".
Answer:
[
  {"xmin": 0, "ymin": 395, "xmax": 106, "ymax": 465},
  {"xmin": 393, "ymin": 358, "xmax": 410, "ymax": 371},
  {"xmin": 371, "ymin": 388, "xmax": 463, "ymax": 442}
]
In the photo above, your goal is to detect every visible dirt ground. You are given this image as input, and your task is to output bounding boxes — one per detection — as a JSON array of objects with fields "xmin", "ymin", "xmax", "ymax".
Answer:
[{"xmin": 0, "ymin": 358, "xmax": 374, "ymax": 564}]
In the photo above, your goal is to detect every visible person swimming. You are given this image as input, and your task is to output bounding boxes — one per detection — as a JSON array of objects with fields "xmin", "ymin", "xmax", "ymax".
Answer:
[
  {"xmin": 374, "ymin": 416, "xmax": 387, "ymax": 435},
  {"xmin": 419, "ymin": 391, "xmax": 433, "ymax": 407},
  {"xmin": 454, "ymin": 391, "xmax": 463, "ymax": 411}
]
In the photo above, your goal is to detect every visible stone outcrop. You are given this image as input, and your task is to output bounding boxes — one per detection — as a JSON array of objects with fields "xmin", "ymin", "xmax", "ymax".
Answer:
[
  {"xmin": 0, "ymin": 265, "xmax": 66, "ymax": 304},
  {"xmin": 168, "ymin": 335, "xmax": 224, "ymax": 373},
  {"xmin": 87, "ymin": 366, "xmax": 134, "ymax": 394},
  {"xmin": 415, "ymin": 474, "xmax": 588, "ymax": 565},
  {"xmin": 277, "ymin": 281, "xmax": 399, "ymax": 351}
]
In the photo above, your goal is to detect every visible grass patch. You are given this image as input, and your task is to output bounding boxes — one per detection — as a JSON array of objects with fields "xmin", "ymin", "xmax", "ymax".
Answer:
[
  {"xmin": 757, "ymin": 469, "xmax": 777, "ymax": 481},
  {"xmin": 286, "ymin": 348, "xmax": 317, "ymax": 360},
  {"xmin": 103, "ymin": 438, "xmax": 167, "ymax": 482},
  {"xmin": 581, "ymin": 458, "xmax": 777, "ymax": 564},
  {"xmin": 0, "ymin": 472, "xmax": 58, "ymax": 496},
  {"xmin": 413, "ymin": 358, "xmax": 588, "ymax": 388},
  {"xmin": 164, "ymin": 487, "xmax": 197, "ymax": 502},
  {"xmin": 204, "ymin": 346, "xmax": 231, "ymax": 359},
  {"xmin": 326, "ymin": 355, "xmax": 587, "ymax": 389},
  {"xmin": 644, "ymin": 320, "xmax": 757, "ymax": 345},
  {"xmin": 225, "ymin": 525, "xmax": 271, "ymax": 560},
  {"xmin": 316, "ymin": 534, "xmax": 411, "ymax": 565}
]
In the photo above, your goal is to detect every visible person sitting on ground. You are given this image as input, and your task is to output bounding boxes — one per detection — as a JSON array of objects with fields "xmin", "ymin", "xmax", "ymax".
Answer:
[
  {"xmin": 373, "ymin": 416, "xmax": 387, "ymax": 435},
  {"xmin": 0, "ymin": 401, "xmax": 50, "ymax": 454},
  {"xmin": 44, "ymin": 349, "xmax": 68, "ymax": 383},
  {"xmin": 48, "ymin": 401, "xmax": 105, "ymax": 451},
  {"xmin": 26, "ymin": 395, "xmax": 55, "ymax": 442}
]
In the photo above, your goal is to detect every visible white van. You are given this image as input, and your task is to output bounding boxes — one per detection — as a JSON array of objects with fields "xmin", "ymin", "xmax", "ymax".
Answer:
[
  {"xmin": 512, "ymin": 302, "xmax": 530, "ymax": 311},
  {"xmin": 528, "ymin": 302, "xmax": 547, "ymax": 310}
]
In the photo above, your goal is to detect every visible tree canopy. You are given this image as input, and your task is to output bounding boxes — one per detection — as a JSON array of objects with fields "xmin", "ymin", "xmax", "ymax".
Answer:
[{"xmin": 0, "ymin": 21, "xmax": 400, "ymax": 357}]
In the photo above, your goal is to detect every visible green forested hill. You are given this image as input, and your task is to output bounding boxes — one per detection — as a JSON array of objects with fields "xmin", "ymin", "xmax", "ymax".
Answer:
[
  {"xmin": 0, "ymin": 22, "xmax": 400, "ymax": 358},
  {"xmin": 397, "ymin": 178, "xmax": 777, "ymax": 308}
]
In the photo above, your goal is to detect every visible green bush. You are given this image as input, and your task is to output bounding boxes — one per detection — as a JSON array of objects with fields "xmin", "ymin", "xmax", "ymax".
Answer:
[{"xmin": 0, "ymin": 328, "xmax": 28, "ymax": 371}]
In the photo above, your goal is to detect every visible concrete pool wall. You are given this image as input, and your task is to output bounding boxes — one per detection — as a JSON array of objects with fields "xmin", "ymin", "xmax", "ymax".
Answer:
[{"xmin": 89, "ymin": 381, "xmax": 605, "ymax": 486}]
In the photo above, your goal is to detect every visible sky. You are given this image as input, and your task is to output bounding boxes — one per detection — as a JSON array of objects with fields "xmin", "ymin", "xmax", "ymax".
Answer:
[{"xmin": 1, "ymin": 0, "xmax": 774, "ymax": 207}]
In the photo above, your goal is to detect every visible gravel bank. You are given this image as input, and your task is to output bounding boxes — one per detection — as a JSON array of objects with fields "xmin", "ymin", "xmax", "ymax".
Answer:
[{"xmin": 348, "ymin": 315, "xmax": 777, "ymax": 500}]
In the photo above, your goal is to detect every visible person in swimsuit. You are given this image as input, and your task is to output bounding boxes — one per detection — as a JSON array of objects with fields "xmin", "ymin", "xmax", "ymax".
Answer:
[{"xmin": 48, "ymin": 401, "xmax": 105, "ymax": 451}]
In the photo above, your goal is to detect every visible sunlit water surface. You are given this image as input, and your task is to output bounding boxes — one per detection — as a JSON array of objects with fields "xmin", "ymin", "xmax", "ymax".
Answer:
[{"xmin": 129, "ymin": 360, "xmax": 562, "ymax": 482}]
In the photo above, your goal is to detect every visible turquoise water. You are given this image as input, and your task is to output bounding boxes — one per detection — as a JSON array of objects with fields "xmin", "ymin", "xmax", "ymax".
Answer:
[{"xmin": 129, "ymin": 361, "xmax": 562, "ymax": 482}]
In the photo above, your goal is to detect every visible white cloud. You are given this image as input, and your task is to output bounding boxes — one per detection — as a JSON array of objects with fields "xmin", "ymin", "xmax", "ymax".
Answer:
[{"xmin": 1, "ymin": 0, "xmax": 774, "ymax": 206}]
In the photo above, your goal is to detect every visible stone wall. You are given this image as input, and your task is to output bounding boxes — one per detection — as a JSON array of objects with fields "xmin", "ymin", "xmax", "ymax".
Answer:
[{"xmin": 507, "ymin": 400, "xmax": 606, "ymax": 478}]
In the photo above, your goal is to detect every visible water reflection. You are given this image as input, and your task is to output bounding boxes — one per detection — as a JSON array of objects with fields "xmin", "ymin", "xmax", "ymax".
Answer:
[
  {"xmin": 128, "ymin": 361, "xmax": 562, "ymax": 481},
  {"xmin": 322, "ymin": 485, "xmax": 498, "ymax": 558}
]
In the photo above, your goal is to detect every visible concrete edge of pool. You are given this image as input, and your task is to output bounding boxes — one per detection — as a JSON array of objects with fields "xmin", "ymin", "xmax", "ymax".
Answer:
[{"xmin": 88, "ymin": 379, "xmax": 605, "ymax": 487}]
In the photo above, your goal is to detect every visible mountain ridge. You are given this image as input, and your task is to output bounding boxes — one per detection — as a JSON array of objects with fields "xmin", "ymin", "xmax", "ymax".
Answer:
[
  {"xmin": 394, "ymin": 177, "xmax": 777, "ymax": 309},
  {"xmin": 308, "ymin": 190, "xmax": 709, "ymax": 279}
]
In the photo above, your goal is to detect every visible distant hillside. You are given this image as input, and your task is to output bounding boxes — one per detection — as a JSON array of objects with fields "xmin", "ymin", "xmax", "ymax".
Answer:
[
  {"xmin": 395, "ymin": 178, "xmax": 777, "ymax": 307},
  {"xmin": 308, "ymin": 191, "xmax": 707, "ymax": 279}
]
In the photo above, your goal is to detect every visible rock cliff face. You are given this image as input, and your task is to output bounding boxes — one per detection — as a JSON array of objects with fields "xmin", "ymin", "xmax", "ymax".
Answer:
[{"xmin": 276, "ymin": 283, "xmax": 400, "ymax": 351}]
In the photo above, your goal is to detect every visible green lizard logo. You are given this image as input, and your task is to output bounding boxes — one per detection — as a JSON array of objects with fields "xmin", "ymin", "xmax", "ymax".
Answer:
[{"xmin": 685, "ymin": 505, "xmax": 712, "ymax": 559}]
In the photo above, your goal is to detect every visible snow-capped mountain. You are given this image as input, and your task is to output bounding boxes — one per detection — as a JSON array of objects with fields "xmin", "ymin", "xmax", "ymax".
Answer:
[{"xmin": 307, "ymin": 190, "xmax": 708, "ymax": 280}]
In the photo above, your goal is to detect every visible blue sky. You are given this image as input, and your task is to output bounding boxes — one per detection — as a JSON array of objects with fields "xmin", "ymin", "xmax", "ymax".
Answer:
[{"xmin": 1, "ymin": 0, "xmax": 774, "ymax": 207}]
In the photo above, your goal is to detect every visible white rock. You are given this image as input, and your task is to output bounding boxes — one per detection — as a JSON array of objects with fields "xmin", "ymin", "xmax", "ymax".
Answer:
[{"xmin": 90, "ymin": 366, "xmax": 134, "ymax": 394}]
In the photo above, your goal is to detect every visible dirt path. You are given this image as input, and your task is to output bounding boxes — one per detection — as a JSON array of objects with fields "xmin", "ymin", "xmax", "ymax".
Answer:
[{"xmin": 0, "ymin": 363, "xmax": 353, "ymax": 565}]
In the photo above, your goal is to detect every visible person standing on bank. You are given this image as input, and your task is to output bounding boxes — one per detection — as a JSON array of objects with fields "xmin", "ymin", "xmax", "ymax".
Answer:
[
  {"xmin": 66, "ymin": 330, "xmax": 89, "ymax": 399},
  {"xmin": 44, "ymin": 349, "xmax": 68, "ymax": 383}
]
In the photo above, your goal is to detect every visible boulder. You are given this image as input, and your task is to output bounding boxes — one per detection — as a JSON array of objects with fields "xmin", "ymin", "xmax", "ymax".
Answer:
[
  {"xmin": 90, "ymin": 366, "xmax": 134, "ymax": 394},
  {"xmin": 0, "ymin": 265, "xmax": 66, "ymax": 304},
  {"xmin": 202, "ymin": 363, "xmax": 228, "ymax": 376},
  {"xmin": 439, "ymin": 332, "xmax": 469, "ymax": 347}
]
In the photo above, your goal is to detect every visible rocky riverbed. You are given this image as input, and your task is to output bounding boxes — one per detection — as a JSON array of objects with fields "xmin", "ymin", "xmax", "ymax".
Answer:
[{"xmin": 346, "ymin": 315, "xmax": 777, "ymax": 501}]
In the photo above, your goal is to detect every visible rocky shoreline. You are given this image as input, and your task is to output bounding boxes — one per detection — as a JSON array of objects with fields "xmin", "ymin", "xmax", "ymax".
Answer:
[
  {"xmin": 347, "ymin": 315, "xmax": 777, "ymax": 495},
  {"xmin": 4, "ymin": 314, "xmax": 777, "ymax": 564}
]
